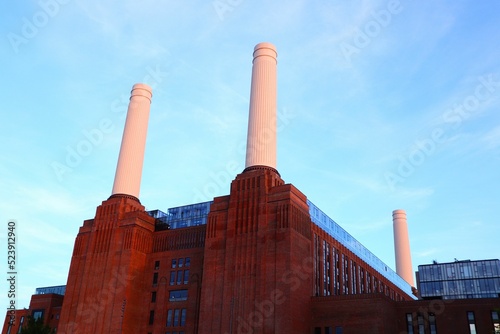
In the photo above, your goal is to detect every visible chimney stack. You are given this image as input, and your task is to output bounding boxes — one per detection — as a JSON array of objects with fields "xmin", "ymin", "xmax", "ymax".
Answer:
[
  {"xmin": 111, "ymin": 83, "xmax": 152, "ymax": 199},
  {"xmin": 245, "ymin": 42, "xmax": 278, "ymax": 171},
  {"xmin": 393, "ymin": 209, "xmax": 414, "ymax": 286}
]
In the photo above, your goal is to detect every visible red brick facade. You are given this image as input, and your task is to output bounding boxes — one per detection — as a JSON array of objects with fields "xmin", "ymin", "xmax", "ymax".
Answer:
[
  {"xmin": 4, "ymin": 166, "xmax": 500, "ymax": 333},
  {"xmin": 1, "ymin": 293, "xmax": 63, "ymax": 334},
  {"xmin": 52, "ymin": 167, "xmax": 423, "ymax": 333},
  {"xmin": 312, "ymin": 294, "xmax": 500, "ymax": 334}
]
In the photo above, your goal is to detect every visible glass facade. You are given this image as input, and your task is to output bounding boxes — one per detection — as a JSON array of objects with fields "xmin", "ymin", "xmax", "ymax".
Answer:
[
  {"xmin": 148, "ymin": 201, "xmax": 212, "ymax": 231},
  {"xmin": 35, "ymin": 285, "xmax": 66, "ymax": 295},
  {"xmin": 418, "ymin": 259, "xmax": 500, "ymax": 299}
]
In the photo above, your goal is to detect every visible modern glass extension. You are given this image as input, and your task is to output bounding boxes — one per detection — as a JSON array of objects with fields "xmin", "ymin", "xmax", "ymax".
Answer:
[
  {"xmin": 417, "ymin": 259, "xmax": 500, "ymax": 299},
  {"xmin": 148, "ymin": 201, "xmax": 212, "ymax": 230}
]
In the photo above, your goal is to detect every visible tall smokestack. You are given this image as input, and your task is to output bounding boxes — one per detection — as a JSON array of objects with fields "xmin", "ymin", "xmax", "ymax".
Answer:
[
  {"xmin": 393, "ymin": 209, "xmax": 414, "ymax": 286},
  {"xmin": 245, "ymin": 42, "xmax": 278, "ymax": 170},
  {"xmin": 111, "ymin": 83, "xmax": 152, "ymax": 199}
]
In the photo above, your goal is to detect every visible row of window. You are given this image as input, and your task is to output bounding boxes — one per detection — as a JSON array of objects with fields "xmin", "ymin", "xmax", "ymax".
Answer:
[
  {"xmin": 152, "ymin": 270, "xmax": 190, "ymax": 286},
  {"xmin": 6, "ymin": 315, "xmax": 24, "ymax": 334},
  {"xmin": 170, "ymin": 270, "xmax": 190, "ymax": 285},
  {"xmin": 419, "ymin": 278, "xmax": 500, "ymax": 299},
  {"xmin": 313, "ymin": 235, "xmax": 401, "ymax": 300},
  {"xmin": 406, "ymin": 313, "xmax": 437, "ymax": 334},
  {"xmin": 166, "ymin": 309, "xmax": 187, "ymax": 327},
  {"xmin": 405, "ymin": 311, "xmax": 500, "ymax": 334},
  {"xmin": 314, "ymin": 326, "xmax": 343, "ymax": 334},
  {"xmin": 148, "ymin": 308, "xmax": 187, "ymax": 327},
  {"xmin": 154, "ymin": 257, "xmax": 191, "ymax": 271},
  {"xmin": 419, "ymin": 261, "xmax": 500, "ymax": 282}
]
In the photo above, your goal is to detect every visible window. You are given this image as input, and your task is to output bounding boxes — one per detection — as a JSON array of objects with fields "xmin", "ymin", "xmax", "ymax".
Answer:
[
  {"xmin": 174, "ymin": 309, "xmax": 180, "ymax": 326},
  {"xmin": 172, "ymin": 259, "xmax": 177, "ymax": 268},
  {"xmin": 406, "ymin": 313, "xmax": 414, "ymax": 334},
  {"xmin": 151, "ymin": 291, "xmax": 156, "ymax": 303},
  {"xmin": 177, "ymin": 271, "xmax": 184, "ymax": 285},
  {"xmin": 429, "ymin": 314, "xmax": 437, "ymax": 334},
  {"xmin": 152, "ymin": 273, "xmax": 158, "ymax": 286},
  {"xmin": 169, "ymin": 289, "xmax": 188, "ymax": 301},
  {"xmin": 32, "ymin": 310, "xmax": 44, "ymax": 320},
  {"xmin": 185, "ymin": 257, "xmax": 191, "ymax": 267},
  {"xmin": 314, "ymin": 328, "xmax": 321, "ymax": 334},
  {"xmin": 325, "ymin": 326, "xmax": 332, "ymax": 334},
  {"xmin": 335, "ymin": 327, "xmax": 343, "ymax": 334},
  {"xmin": 492, "ymin": 311, "xmax": 500, "ymax": 334},
  {"xmin": 468, "ymin": 311, "xmax": 477, "ymax": 334},
  {"xmin": 166, "ymin": 310, "xmax": 173, "ymax": 327},
  {"xmin": 149, "ymin": 310, "xmax": 154, "ymax": 325},
  {"xmin": 417, "ymin": 314, "xmax": 424, "ymax": 334},
  {"xmin": 184, "ymin": 270, "xmax": 190, "ymax": 284},
  {"xmin": 16, "ymin": 316, "xmax": 25, "ymax": 334},
  {"xmin": 154, "ymin": 260, "xmax": 160, "ymax": 270},
  {"xmin": 180, "ymin": 309, "xmax": 187, "ymax": 326},
  {"xmin": 179, "ymin": 258, "xmax": 184, "ymax": 268},
  {"xmin": 170, "ymin": 271, "xmax": 176, "ymax": 286}
]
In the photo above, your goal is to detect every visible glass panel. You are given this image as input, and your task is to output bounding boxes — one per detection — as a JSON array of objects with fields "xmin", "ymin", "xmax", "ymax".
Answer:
[
  {"xmin": 417, "ymin": 315, "xmax": 424, "ymax": 334},
  {"xmin": 174, "ymin": 309, "xmax": 180, "ymax": 326},
  {"xmin": 180, "ymin": 309, "xmax": 187, "ymax": 326},
  {"xmin": 166, "ymin": 310, "xmax": 173, "ymax": 327},
  {"xmin": 32, "ymin": 310, "xmax": 44, "ymax": 320},
  {"xmin": 429, "ymin": 314, "xmax": 436, "ymax": 334},
  {"xmin": 169, "ymin": 290, "xmax": 188, "ymax": 301}
]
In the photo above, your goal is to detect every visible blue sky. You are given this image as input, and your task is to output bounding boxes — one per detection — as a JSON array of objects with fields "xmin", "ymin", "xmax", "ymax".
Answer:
[{"xmin": 1, "ymin": 0, "xmax": 499, "ymax": 308}]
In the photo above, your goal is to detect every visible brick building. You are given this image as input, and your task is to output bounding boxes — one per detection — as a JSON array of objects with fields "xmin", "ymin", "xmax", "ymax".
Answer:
[
  {"xmin": 4, "ymin": 43, "xmax": 499, "ymax": 334},
  {"xmin": 2, "ymin": 286, "xmax": 64, "ymax": 334}
]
